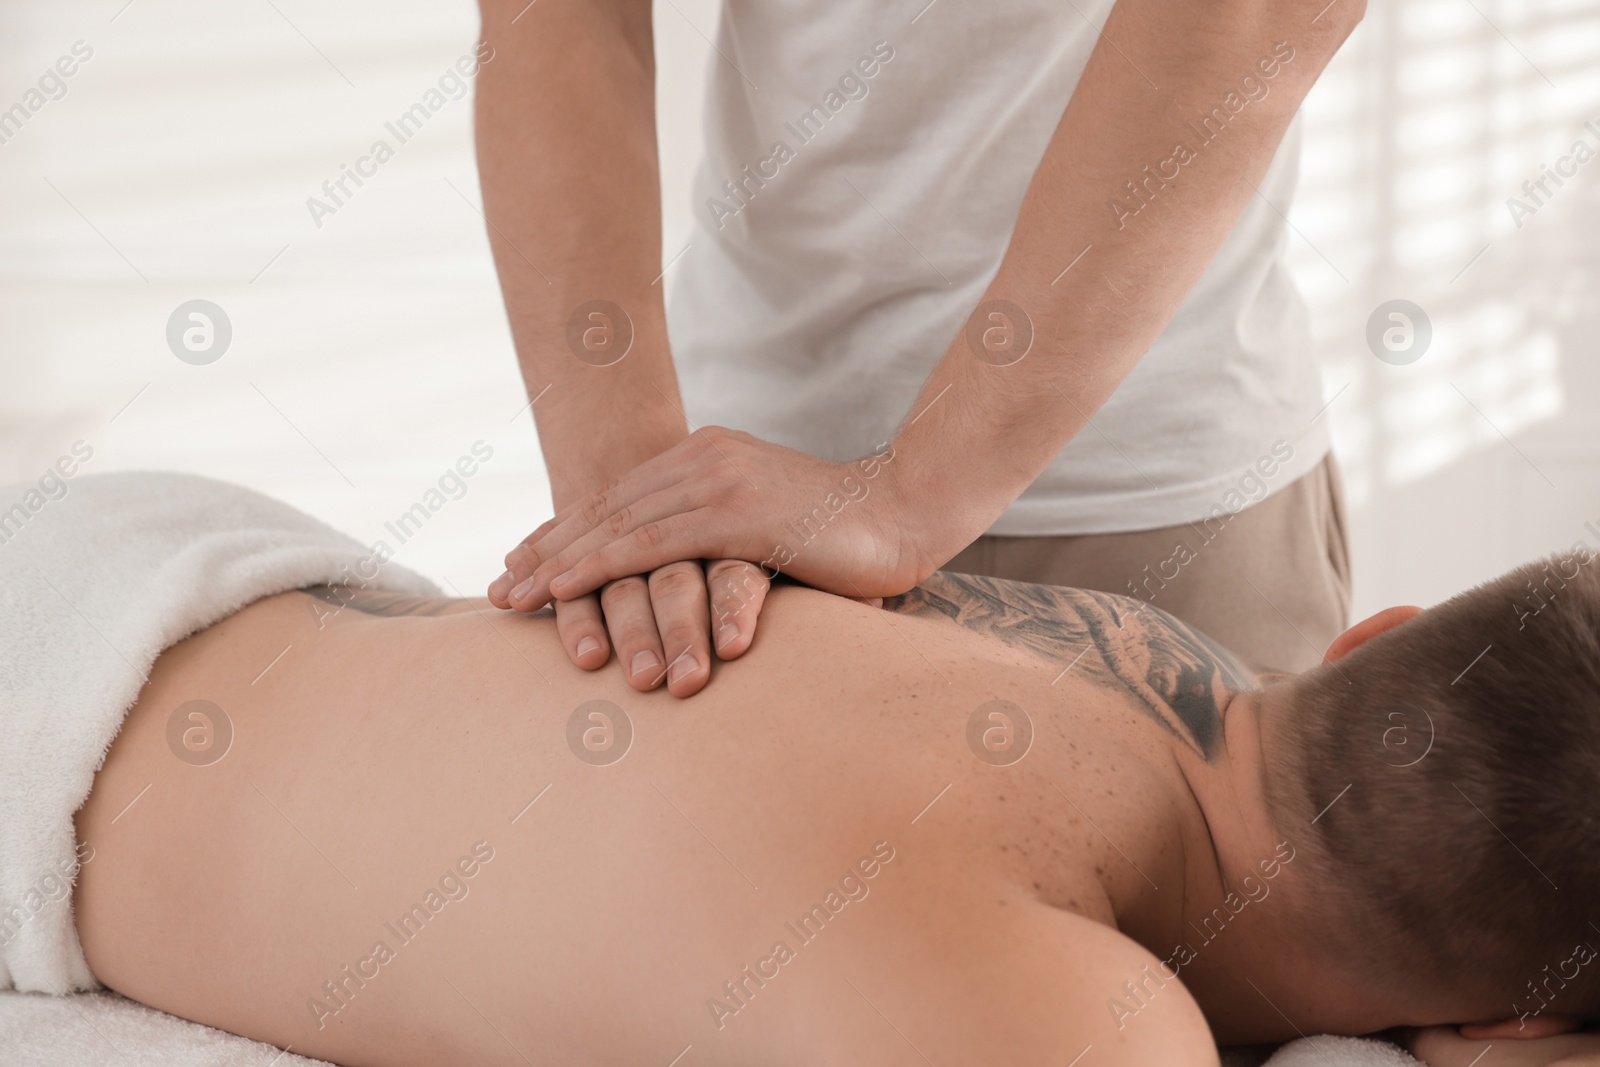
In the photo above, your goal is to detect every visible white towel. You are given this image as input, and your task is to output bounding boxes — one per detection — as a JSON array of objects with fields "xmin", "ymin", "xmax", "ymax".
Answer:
[
  {"xmin": 1264, "ymin": 1035, "xmax": 1420, "ymax": 1066},
  {"xmin": 0, "ymin": 989, "xmax": 334, "ymax": 1066},
  {"xmin": 0, "ymin": 470, "xmax": 438, "ymax": 993}
]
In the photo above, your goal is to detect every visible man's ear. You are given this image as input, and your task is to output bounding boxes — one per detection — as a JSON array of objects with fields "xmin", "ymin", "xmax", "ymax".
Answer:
[{"xmin": 1323, "ymin": 605, "xmax": 1425, "ymax": 663}]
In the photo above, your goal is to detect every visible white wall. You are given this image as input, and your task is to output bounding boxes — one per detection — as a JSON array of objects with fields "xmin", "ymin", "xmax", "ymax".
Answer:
[
  {"xmin": 0, "ymin": 0, "xmax": 718, "ymax": 597},
  {"xmin": 1286, "ymin": 0, "xmax": 1600, "ymax": 615},
  {"xmin": 2, "ymin": 0, "xmax": 1596, "ymax": 617}
]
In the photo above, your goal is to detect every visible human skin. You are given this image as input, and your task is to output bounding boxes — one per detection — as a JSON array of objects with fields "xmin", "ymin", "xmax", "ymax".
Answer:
[
  {"xmin": 474, "ymin": 0, "xmax": 766, "ymax": 700},
  {"xmin": 1406, "ymin": 1022, "xmax": 1600, "ymax": 1066},
  {"xmin": 72, "ymin": 575, "xmax": 1554, "ymax": 1066},
  {"xmin": 482, "ymin": 0, "xmax": 1367, "ymax": 653}
]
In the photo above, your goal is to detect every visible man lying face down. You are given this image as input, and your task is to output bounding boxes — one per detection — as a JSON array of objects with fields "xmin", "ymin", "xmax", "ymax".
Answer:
[{"xmin": 72, "ymin": 549, "xmax": 1600, "ymax": 1066}]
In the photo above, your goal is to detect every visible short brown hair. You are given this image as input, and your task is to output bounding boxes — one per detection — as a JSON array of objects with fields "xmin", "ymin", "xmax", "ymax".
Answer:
[{"xmin": 1275, "ymin": 549, "xmax": 1600, "ymax": 1014}]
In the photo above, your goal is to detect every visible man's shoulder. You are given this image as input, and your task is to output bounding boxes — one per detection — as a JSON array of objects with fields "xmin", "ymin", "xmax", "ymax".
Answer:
[
  {"xmin": 1021, "ymin": 903, "xmax": 1221, "ymax": 1067},
  {"xmin": 863, "ymin": 887, "xmax": 1220, "ymax": 1067}
]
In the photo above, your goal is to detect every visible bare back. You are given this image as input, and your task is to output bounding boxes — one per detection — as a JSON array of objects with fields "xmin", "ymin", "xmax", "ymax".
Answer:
[{"xmin": 74, "ymin": 575, "xmax": 1249, "ymax": 1066}]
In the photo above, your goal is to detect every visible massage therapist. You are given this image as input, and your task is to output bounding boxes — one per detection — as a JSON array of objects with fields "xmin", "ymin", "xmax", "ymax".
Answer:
[{"xmin": 477, "ymin": 0, "xmax": 1362, "ymax": 694}]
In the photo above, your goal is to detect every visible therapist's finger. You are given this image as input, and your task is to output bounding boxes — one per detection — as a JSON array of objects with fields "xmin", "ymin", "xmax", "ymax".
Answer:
[
  {"xmin": 554, "ymin": 594, "xmax": 610, "ymax": 670},
  {"xmin": 649, "ymin": 560, "xmax": 712, "ymax": 698},
  {"xmin": 503, "ymin": 487, "xmax": 706, "ymax": 609},
  {"xmin": 598, "ymin": 576, "xmax": 668, "ymax": 691},
  {"xmin": 707, "ymin": 559, "xmax": 768, "ymax": 660},
  {"xmin": 504, "ymin": 482, "xmax": 626, "ymax": 570},
  {"xmin": 507, "ymin": 430, "xmax": 747, "ymax": 573},
  {"xmin": 544, "ymin": 511, "xmax": 722, "ymax": 607},
  {"xmin": 493, "ymin": 510, "xmax": 593, "ymax": 604},
  {"xmin": 494, "ymin": 487, "xmax": 633, "ymax": 600},
  {"xmin": 505, "ymin": 439, "xmax": 710, "ymax": 561}
]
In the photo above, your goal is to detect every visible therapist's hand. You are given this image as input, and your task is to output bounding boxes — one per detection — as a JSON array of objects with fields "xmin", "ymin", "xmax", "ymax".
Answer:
[
  {"xmin": 492, "ymin": 427, "xmax": 931, "ymax": 618},
  {"xmin": 490, "ymin": 555, "xmax": 771, "ymax": 698}
]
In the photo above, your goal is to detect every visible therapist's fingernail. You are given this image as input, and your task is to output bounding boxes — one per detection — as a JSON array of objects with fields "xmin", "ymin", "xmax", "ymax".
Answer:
[
  {"xmin": 668, "ymin": 652, "xmax": 700, "ymax": 685},
  {"xmin": 575, "ymin": 636, "xmax": 602, "ymax": 659},
  {"xmin": 716, "ymin": 624, "xmax": 739, "ymax": 650},
  {"xmin": 510, "ymin": 576, "xmax": 536, "ymax": 601},
  {"xmin": 489, "ymin": 570, "xmax": 515, "ymax": 599},
  {"xmin": 550, "ymin": 571, "xmax": 573, "ymax": 592},
  {"xmin": 631, "ymin": 650, "xmax": 662, "ymax": 678}
]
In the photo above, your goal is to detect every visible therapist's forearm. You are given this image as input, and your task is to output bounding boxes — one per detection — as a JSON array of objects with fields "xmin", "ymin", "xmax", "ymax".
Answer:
[
  {"xmin": 476, "ymin": 0, "xmax": 686, "ymax": 508},
  {"xmin": 890, "ymin": 0, "xmax": 1363, "ymax": 565}
]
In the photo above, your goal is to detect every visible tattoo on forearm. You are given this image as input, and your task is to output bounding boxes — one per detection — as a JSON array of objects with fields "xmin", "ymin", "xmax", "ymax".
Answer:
[{"xmin": 884, "ymin": 572, "xmax": 1257, "ymax": 759}]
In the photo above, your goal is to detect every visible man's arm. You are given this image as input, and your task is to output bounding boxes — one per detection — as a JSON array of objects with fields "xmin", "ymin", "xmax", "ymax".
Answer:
[
  {"xmin": 488, "ymin": 0, "xmax": 1364, "ymax": 628},
  {"xmin": 476, "ymin": 0, "xmax": 773, "ymax": 696}
]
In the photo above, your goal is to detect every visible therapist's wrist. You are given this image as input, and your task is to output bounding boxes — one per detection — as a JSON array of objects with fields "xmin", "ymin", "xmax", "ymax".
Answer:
[
  {"xmin": 546, "ymin": 413, "xmax": 687, "ymax": 511},
  {"xmin": 879, "ymin": 423, "xmax": 1034, "ymax": 581},
  {"xmin": 521, "ymin": 310, "xmax": 690, "ymax": 508},
  {"xmin": 874, "ymin": 438, "xmax": 980, "ymax": 585}
]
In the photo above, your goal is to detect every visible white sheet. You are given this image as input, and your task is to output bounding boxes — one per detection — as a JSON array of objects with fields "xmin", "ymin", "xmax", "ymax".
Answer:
[{"xmin": 0, "ymin": 988, "xmax": 1418, "ymax": 1067}]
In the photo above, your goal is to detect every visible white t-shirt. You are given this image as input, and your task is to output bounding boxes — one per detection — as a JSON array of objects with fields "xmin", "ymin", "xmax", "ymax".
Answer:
[{"xmin": 666, "ymin": 0, "xmax": 1330, "ymax": 536}]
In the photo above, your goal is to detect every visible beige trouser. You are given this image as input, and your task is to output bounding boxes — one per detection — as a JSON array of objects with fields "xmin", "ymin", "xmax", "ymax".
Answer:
[{"xmin": 939, "ymin": 453, "xmax": 1353, "ymax": 676}]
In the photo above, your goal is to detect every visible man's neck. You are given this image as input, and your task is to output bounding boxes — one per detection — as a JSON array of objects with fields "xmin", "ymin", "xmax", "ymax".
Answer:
[{"xmin": 1145, "ymin": 682, "xmax": 1360, "ymax": 1044}]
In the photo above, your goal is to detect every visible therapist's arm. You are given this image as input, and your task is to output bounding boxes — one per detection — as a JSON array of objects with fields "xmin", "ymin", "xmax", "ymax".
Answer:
[
  {"xmin": 882, "ymin": 0, "xmax": 1364, "ymax": 571},
  {"xmin": 491, "ymin": 0, "xmax": 1366, "ymax": 611},
  {"xmin": 475, "ymin": 0, "xmax": 771, "ymax": 695}
]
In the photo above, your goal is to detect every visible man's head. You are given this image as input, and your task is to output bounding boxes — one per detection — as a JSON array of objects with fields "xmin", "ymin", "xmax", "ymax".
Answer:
[{"xmin": 1271, "ymin": 548, "xmax": 1600, "ymax": 1022}]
